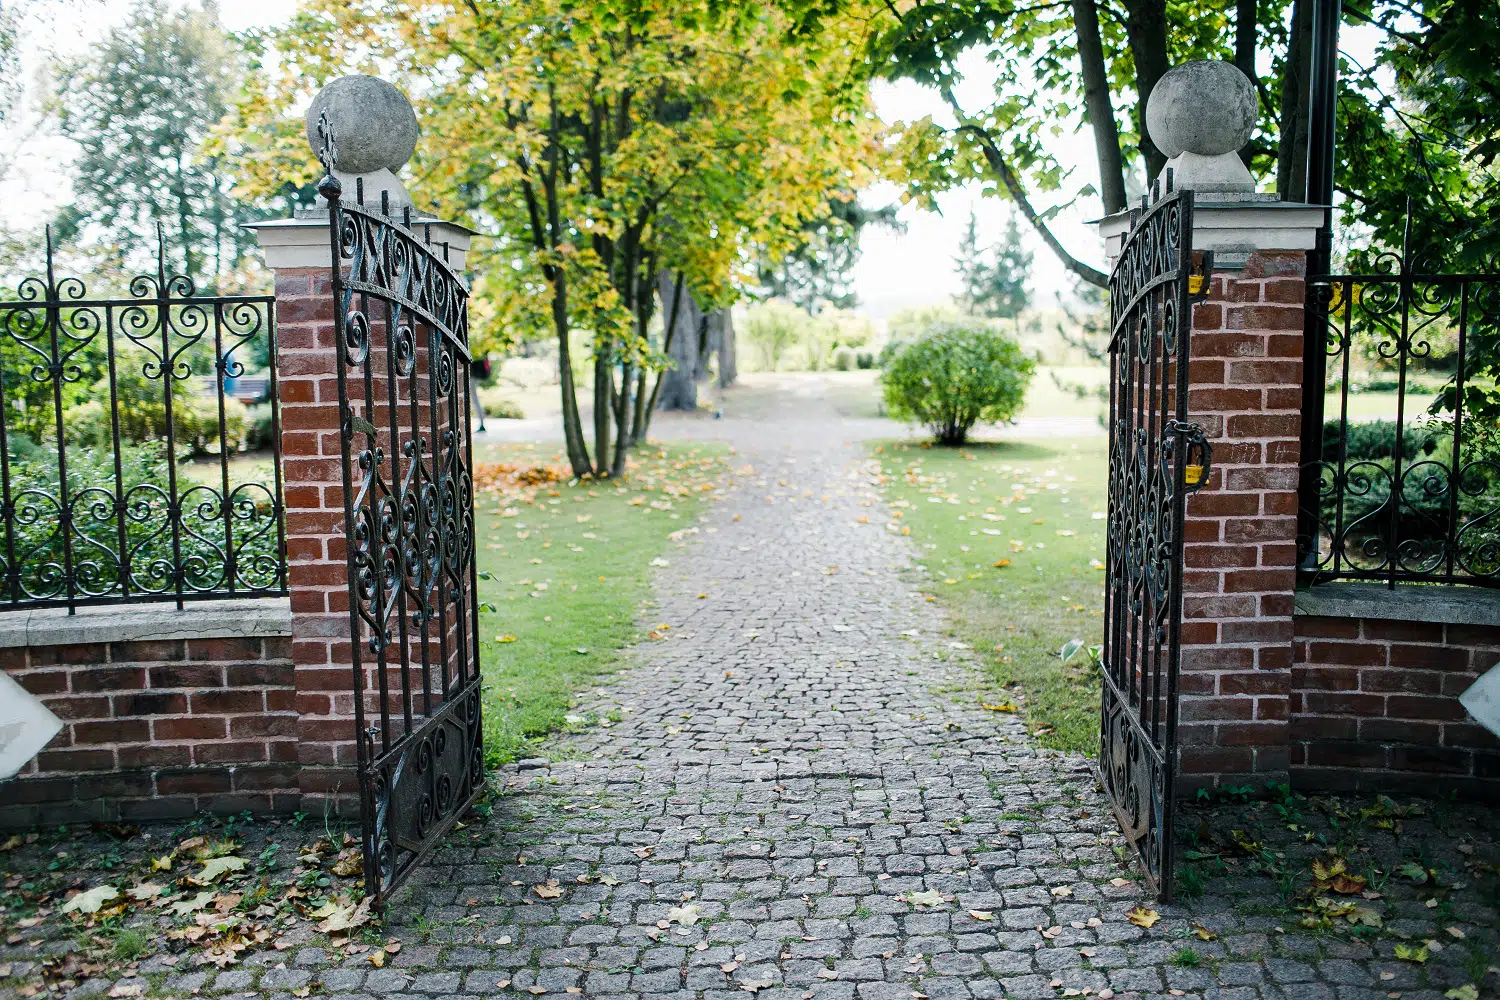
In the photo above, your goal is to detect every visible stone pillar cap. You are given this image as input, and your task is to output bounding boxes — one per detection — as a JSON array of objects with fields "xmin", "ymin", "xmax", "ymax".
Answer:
[
  {"xmin": 1146, "ymin": 60, "xmax": 1260, "ymax": 197},
  {"xmin": 245, "ymin": 215, "xmax": 478, "ymax": 273},
  {"xmin": 305, "ymin": 75, "xmax": 423, "ymax": 214},
  {"xmin": 1095, "ymin": 200, "xmax": 1326, "ymax": 272}
]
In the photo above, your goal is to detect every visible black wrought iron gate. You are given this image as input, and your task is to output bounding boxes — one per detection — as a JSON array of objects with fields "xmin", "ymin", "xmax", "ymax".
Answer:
[
  {"xmin": 1100, "ymin": 187, "xmax": 1213, "ymax": 900},
  {"xmin": 317, "ymin": 121, "xmax": 484, "ymax": 906}
]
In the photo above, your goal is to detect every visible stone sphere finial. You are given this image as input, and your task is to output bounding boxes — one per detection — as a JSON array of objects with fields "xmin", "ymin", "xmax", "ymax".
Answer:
[
  {"xmin": 1146, "ymin": 61, "xmax": 1258, "ymax": 159},
  {"xmin": 304, "ymin": 75, "xmax": 419, "ymax": 175}
]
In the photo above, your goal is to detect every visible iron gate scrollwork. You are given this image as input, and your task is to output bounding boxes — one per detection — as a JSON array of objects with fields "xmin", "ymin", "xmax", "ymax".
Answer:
[
  {"xmin": 317, "ymin": 118, "xmax": 484, "ymax": 906},
  {"xmin": 1101, "ymin": 186, "xmax": 1212, "ymax": 901}
]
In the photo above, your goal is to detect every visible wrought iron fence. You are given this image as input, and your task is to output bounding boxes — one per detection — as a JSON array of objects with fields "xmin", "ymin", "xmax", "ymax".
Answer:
[
  {"xmin": 0, "ymin": 228, "xmax": 287, "ymax": 611},
  {"xmin": 1297, "ymin": 238, "xmax": 1500, "ymax": 588}
]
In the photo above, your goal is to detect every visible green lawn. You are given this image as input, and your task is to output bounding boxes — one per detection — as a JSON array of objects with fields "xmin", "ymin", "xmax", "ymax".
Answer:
[
  {"xmin": 873, "ymin": 436, "xmax": 1108, "ymax": 754},
  {"xmin": 472, "ymin": 441, "xmax": 728, "ymax": 765}
]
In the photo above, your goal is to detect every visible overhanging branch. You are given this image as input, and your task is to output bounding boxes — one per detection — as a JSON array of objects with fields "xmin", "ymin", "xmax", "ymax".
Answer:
[{"xmin": 942, "ymin": 90, "xmax": 1109, "ymax": 289}]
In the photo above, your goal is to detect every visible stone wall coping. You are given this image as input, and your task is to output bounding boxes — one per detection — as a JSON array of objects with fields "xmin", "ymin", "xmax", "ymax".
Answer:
[
  {"xmin": 1097, "ymin": 199, "xmax": 1326, "ymax": 271},
  {"xmin": 245, "ymin": 215, "xmax": 474, "ymax": 271},
  {"xmin": 1295, "ymin": 582, "xmax": 1500, "ymax": 628},
  {"xmin": 0, "ymin": 597, "xmax": 293, "ymax": 650}
]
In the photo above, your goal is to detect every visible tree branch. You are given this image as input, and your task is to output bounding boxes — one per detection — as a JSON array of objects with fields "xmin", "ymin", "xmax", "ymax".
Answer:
[{"xmin": 943, "ymin": 90, "xmax": 1109, "ymax": 288}]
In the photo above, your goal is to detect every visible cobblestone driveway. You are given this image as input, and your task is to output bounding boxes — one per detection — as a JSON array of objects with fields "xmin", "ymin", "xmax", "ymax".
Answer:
[
  {"xmin": 12, "ymin": 389, "xmax": 1498, "ymax": 1000},
  {"xmin": 385, "ymin": 398, "xmax": 1143, "ymax": 1000}
]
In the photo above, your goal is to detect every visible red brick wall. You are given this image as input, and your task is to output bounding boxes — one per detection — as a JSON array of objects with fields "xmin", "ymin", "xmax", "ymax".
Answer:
[
  {"xmin": 273, "ymin": 268, "xmax": 466, "ymax": 816},
  {"xmin": 2, "ymin": 635, "xmax": 297, "ymax": 828},
  {"xmin": 274, "ymin": 269, "xmax": 360, "ymax": 811},
  {"xmin": 1292, "ymin": 616, "xmax": 1500, "ymax": 796},
  {"xmin": 1176, "ymin": 251, "xmax": 1306, "ymax": 786}
]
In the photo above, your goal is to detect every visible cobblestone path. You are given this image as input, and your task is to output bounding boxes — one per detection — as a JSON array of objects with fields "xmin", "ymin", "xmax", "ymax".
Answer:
[
  {"xmin": 19, "ymin": 389, "xmax": 1497, "ymax": 1000},
  {"xmin": 375, "ymin": 397, "xmax": 1158, "ymax": 1000}
]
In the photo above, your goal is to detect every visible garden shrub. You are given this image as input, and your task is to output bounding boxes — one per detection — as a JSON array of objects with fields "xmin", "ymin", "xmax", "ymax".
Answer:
[
  {"xmin": 881, "ymin": 318, "xmax": 1035, "ymax": 445},
  {"xmin": 1322, "ymin": 419, "xmax": 1441, "ymax": 463},
  {"xmin": 4, "ymin": 441, "xmax": 282, "ymax": 597},
  {"xmin": 479, "ymin": 386, "xmax": 525, "ymax": 419},
  {"xmin": 1316, "ymin": 417, "xmax": 1500, "ymax": 574},
  {"xmin": 244, "ymin": 404, "xmax": 277, "ymax": 451},
  {"xmin": 831, "ymin": 345, "xmax": 857, "ymax": 371},
  {"xmin": 855, "ymin": 350, "xmax": 876, "ymax": 370},
  {"xmin": 742, "ymin": 300, "xmax": 810, "ymax": 371},
  {"xmin": 64, "ymin": 392, "xmax": 247, "ymax": 456}
]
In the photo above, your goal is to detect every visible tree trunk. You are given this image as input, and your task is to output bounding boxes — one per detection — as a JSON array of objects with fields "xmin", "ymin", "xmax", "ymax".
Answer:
[
  {"xmin": 637, "ymin": 274, "xmax": 686, "ymax": 443},
  {"xmin": 552, "ymin": 278, "xmax": 591, "ymax": 478},
  {"xmin": 1073, "ymin": 0, "xmax": 1129, "ymax": 215},
  {"xmin": 1121, "ymin": 0, "xmax": 1171, "ymax": 182},
  {"xmin": 697, "ymin": 308, "xmax": 718, "ymax": 385},
  {"xmin": 656, "ymin": 270, "xmax": 701, "ymax": 411},
  {"xmin": 1277, "ymin": 0, "xmax": 1313, "ymax": 201},
  {"xmin": 1235, "ymin": 0, "xmax": 1259, "ymax": 168},
  {"xmin": 611, "ymin": 360, "xmax": 631, "ymax": 477},
  {"xmin": 593, "ymin": 352, "xmax": 612, "ymax": 477},
  {"xmin": 716, "ymin": 309, "xmax": 737, "ymax": 388}
]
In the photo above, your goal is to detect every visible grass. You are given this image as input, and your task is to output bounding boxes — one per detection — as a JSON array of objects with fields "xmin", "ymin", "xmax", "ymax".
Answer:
[
  {"xmin": 871, "ymin": 436, "xmax": 1108, "ymax": 755},
  {"xmin": 1330, "ymin": 389, "xmax": 1435, "ymax": 422},
  {"xmin": 1171, "ymin": 947, "xmax": 1202, "ymax": 967},
  {"xmin": 472, "ymin": 440, "xmax": 729, "ymax": 766}
]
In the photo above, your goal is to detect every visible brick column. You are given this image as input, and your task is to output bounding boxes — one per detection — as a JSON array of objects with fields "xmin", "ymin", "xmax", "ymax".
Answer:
[
  {"xmin": 270, "ymin": 267, "xmax": 359, "ymax": 814},
  {"xmin": 251, "ymin": 209, "xmax": 474, "ymax": 818},
  {"xmin": 1175, "ymin": 250, "xmax": 1307, "ymax": 789}
]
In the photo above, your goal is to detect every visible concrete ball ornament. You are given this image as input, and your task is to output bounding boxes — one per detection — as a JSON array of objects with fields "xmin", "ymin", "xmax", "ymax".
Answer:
[
  {"xmin": 1146, "ymin": 60, "xmax": 1258, "ymax": 159},
  {"xmin": 304, "ymin": 75, "xmax": 420, "ymax": 174}
]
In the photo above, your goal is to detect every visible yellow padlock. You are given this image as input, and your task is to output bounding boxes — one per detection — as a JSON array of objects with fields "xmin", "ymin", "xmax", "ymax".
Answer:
[{"xmin": 1184, "ymin": 464, "xmax": 1204, "ymax": 485}]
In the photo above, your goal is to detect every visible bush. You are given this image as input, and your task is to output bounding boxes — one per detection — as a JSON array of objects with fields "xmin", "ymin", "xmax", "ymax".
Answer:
[
  {"xmin": 881, "ymin": 319, "xmax": 1035, "ymax": 445},
  {"xmin": 831, "ymin": 346, "xmax": 858, "ymax": 371},
  {"xmin": 1322, "ymin": 419, "xmax": 1450, "ymax": 464},
  {"xmin": 742, "ymin": 300, "xmax": 811, "ymax": 371},
  {"xmin": 478, "ymin": 386, "xmax": 525, "ymax": 419},
  {"xmin": 4, "ymin": 441, "xmax": 282, "ymax": 598},
  {"xmin": 855, "ymin": 350, "xmax": 876, "ymax": 370},
  {"xmin": 244, "ymin": 404, "xmax": 276, "ymax": 452},
  {"xmin": 64, "ymin": 393, "xmax": 247, "ymax": 456}
]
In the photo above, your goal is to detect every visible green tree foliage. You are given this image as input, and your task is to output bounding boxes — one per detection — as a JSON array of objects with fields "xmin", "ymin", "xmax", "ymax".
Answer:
[
  {"xmin": 785, "ymin": 0, "xmax": 1497, "ymax": 304},
  {"xmin": 742, "ymin": 300, "xmax": 811, "ymax": 372},
  {"xmin": 226, "ymin": 0, "xmax": 881, "ymax": 480},
  {"xmin": 882, "ymin": 318, "xmax": 1036, "ymax": 445},
  {"xmin": 50, "ymin": 0, "xmax": 253, "ymax": 286},
  {"xmin": 955, "ymin": 208, "xmax": 1032, "ymax": 321},
  {"xmin": 756, "ymin": 195, "xmax": 903, "ymax": 313}
]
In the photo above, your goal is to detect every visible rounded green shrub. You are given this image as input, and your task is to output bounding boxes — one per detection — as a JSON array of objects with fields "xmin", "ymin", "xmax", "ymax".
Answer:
[
  {"xmin": 881, "ymin": 319, "xmax": 1035, "ymax": 445},
  {"xmin": 831, "ymin": 345, "xmax": 858, "ymax": 371},
  {"xmin": 479, "ymin": 386, "xmax": 525, "ymax": 419}
]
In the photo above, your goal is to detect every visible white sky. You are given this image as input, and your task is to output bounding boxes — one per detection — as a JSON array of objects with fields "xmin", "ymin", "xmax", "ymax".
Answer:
[{"xmin": 3, "ymin": 1, "xmax": 1385, "ymax": 320}]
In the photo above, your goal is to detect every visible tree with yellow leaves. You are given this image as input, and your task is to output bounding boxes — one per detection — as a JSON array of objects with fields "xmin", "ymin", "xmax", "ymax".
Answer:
[{"xmin": 223, "ymin": 0, "xmax": 885, "ymax": 478}]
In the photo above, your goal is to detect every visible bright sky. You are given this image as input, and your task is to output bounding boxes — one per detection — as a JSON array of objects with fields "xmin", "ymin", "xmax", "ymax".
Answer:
[{"xmin": 4, "ymin": 1, "xmax": 1383, "ymax": 320}]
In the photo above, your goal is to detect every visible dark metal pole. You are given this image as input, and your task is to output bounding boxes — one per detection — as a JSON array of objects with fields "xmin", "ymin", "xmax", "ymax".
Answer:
[{"xmin": 1296, "ymin": 0, "xmax": 1341, "ymax": 574}]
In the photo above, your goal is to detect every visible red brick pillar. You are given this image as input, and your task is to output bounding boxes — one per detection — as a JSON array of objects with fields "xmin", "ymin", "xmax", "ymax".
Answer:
[
  {"xmin": 1175, "ymin": 250, "xmax": 1308, "ymax": 789},
  {"xmin": 267, "ymin": 266, "xmax": 359, "ymax": 814},
  {"xmin": 251, "ymin": 210, "xmax": 474, "ymax": 817}
]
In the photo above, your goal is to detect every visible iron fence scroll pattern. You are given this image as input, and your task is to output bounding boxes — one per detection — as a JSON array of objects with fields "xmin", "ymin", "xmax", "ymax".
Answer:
[
  {"xmin": 0, "ymin": 229, "xmax": 286, "ymax": 611},
  {"xmin": 318, "ymin": 116, "xmax": 484, "ymax": 907},
  {"xmin": 1101, "ymin": 186, "xmax": 1212, "ymax": 901},
  {"xmin": 1298, "ymin": 227, "xmax": 1500, "ymax": 588}
]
